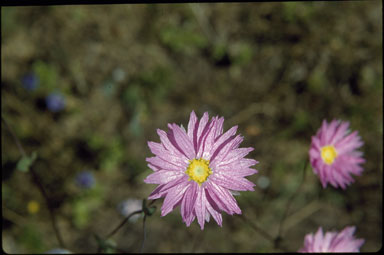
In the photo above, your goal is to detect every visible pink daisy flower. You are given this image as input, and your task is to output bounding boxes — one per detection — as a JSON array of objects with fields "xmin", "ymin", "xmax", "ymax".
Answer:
[
  {"xmin": 299, "ymin": 226, "xmax": 365, "ymax": 252},
  {"xmin": 309, "ymin": 119, "xmax": 365, "ymax": 189},
  {"xmin": 144, "ymin": 111, "xmax": 258, "ymax": 229}
]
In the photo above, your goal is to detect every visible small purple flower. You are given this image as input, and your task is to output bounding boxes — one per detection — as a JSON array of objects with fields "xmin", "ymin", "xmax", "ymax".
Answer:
[
  {"xmin": 309, "ymin": 119, "xmax": 365, "ymax": 189},
  {"xmin": 46, "ymin": 92, "xmax": 66, "ymax": 112},
  {"xmin": 75, "ymin": 170, "xmax": 95, "ymax": 189},
  {"xmin": 22, "ymin": 73, "xmax": 39, "ymax": 91},
  {"xmin": 144, "ymin": 111, "xmax": 258, "ymax": 229},
  {"xmin": 299, "ymin": 226, "xmax": 365, "ymax": 252}
]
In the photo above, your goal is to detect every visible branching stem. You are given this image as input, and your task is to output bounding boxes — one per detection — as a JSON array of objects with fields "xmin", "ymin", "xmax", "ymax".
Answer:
[{"xmin": 2, "ymin": 116, "xmax": 65, "ymax": 248}]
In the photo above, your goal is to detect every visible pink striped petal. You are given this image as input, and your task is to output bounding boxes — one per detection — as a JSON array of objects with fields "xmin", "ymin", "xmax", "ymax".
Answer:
[
  {"xmin": 148, "ymin": 141, "xmax": 188, "ymax": 167},
  {"xmin": 181, "ymin": 182, "xmax": 198, "ymax": 220},
  {"xmin": 144, "ymin": 170, "xmax": 184, "ymax": 184},
  {"xmin": 197, "ymin": 112, "xmax": 209, "ymax": 138},
  {"xmin": 187, "ymin": 110, "xmax": 198, "ymax": 148},
  {"xmin": 214, "ymin": 117, "xmax": 225, "ymax": 140},
  {"xmin": 157, "ymin": 129, "xmax": 186, "ymax": 159},
  {"xmin": 195, "ymin": 186, "xmax": 207, "ymax": 230},
  {"xmin": 210, "ymin": 173, "xmax": 255, "ymax": 191},
  {"xmin": 161, "ymin": 183, "xmax": 189, "ymax": 216},
  {"xmin": 220, "ymin": 147, "xmax": 254, "ymax": 166},
  {"xmin": 205, "ymin": 191, "xmax": 223, "ymax": 226},
  {"xmin": 169, "ymin": 124, "xmax": 195, "ymax": 159},
  {"xmin": 209, "ymin": 125, "xmax": 238, "ymax": 161},
  {"xmin": 146, "ymin": 157, "xmax": 184, "ymax": 172},
  {"xmin": 206, "ymin": 181, "xmax": 241, "ymax": 215},
  {"xmin": 197, "ymin": 120, "xmax": 216, "ymax": 159},
  {"xmin": 330, "ymin": 121, "xmax": 350, "ymax": 145},
  {"xmin": 148, "ymin": 175, "xmax": 188, "ymax": 199},
  {"xmin": 211, "ymin": 135, "xmax": 243, "ymax": 166}
]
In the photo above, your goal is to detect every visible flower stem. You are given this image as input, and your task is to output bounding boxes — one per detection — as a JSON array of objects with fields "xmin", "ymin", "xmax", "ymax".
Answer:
[
  {"xmin": 139, "ymin": 214, "xmax": 147, "ymax": 253},
  {"xmin": 2, "ymin": 116, "xmax": 66, "ymax": 248},
  {"xmin": 240, "ymin": 213, "xmax": 289, "ymax": 252},
  {"xmin": 105, "ymin": 210, "xmax": 143, "ymax": 239},
  {"xmin": 277, "ymin": 159, "xmax": 309, "ymax": 239}
]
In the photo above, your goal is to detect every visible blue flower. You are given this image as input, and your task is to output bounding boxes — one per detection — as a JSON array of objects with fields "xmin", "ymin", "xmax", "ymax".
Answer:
[
  {"xmin": 22, "ymin": 73, "xmax": 39, "ymax": 91},
  {"xmin": 75, "ymin": 170, "xmax": 95, "ymax": 189},
  {"xmin": 46, "ymin": 92, "xmax": 66, "ymax": 112}
]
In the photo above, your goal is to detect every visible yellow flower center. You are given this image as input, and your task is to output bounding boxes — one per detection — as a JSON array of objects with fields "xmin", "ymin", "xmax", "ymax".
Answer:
[
  {"xmin": 185, "ymin": 158, "xmax": 212, "ymax": 185},
  {"xmin": 27, "ymin": 200, "xmax": 40, "ymax": 214},
  {"xmin": 321, "ymin": 145, "xmax": 338, "ymax": 165}
]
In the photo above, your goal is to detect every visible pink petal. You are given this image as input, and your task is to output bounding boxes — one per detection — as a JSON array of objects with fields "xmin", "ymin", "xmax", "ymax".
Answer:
[
  {"xmin": 214, "ymin": 117, "xmax": 225, "ymax": 140},
  {"xmin": 196, "ymin": 112, "xmax": 210, "ymax": 152},
  {"xmin": 324, "ymin": 120, "xmax": 339, "ymax": 144},
  {"xmin": 206, "ymin": 181, "xmax": 241, "ymax": 215},
  {"xmin": 220, "ymin": 147, "xmax": 254, "ymax": 166},
  {"xmin": 184, "ymin": 211, "xmax": 196, "ymax": 227},
  {"xmin": 234, "ymin": 158, "xmax": 259, "ymax": 169},
  {"xmin": 187, "ymin": 110, "xmax": 198, "ymax": 149},
  {"xmin": 181, "ymin": 181, "xmax": 198, "ymax": 221},
  {"xmin": 210, "ymin": 173, "xmax": 255, "ymax": 191},
  {"xmin": 147, "ymin": 163, "xmax": 161, "ymax": 171},
  {"xmin": 157, "ymin": 129, "xmax": 187, "ymax": 159},
  {"xmin": 147, "ymin": 141, "xmax": 188, "ymax": 167},
  {"xmin": 218, "ymin": 164, "xmax": 258, "ymax": 177},
  {"xmin": 205, "ymin": 190, "xmax": 223, "ymax": 226},
  {"xmin": 144, "ymin": 170, "xmax": 184, "ymax": 184},
  {"xmin": 335, "ymin": 132, "xmax": 363, "ymax": 155},
  {"xmin": 148, "ymin": 175, "xmax": 188, "ymax": 199},
  {"xmin": 329, "ymin": 121, "xmax": 350, "ymax": 145},
  {"xmin": 161, "ymin": 183, "xmax": 189, "ymax": 216},
  {"xmin": 313, "ymin": 227, "xmax": 324, "ymax": 252},
  {"xmin": 319, "ymin": 120, "xmax": 328, "ymax": 145},
  {"xmin": 198, "ymin": 119, "xmax": 218, "ymax": 159},
  {"xmin": 146, "ymin": 156, "xmax": 184, "ymax": 172},
  {"xmin": 209, "ymin": 125, "xmax": 238, "ymax": 161},
  {"xmin": 211, "ymin": 135, "xmax": 243, "ymax": 167},
  {"xmin": 309, "ymin": 148, "xmax": 320, "ymax": 160},
  {"xmin": 311, "ymin": 136, "xmax": 321, "ymax": 150},
  {"xmin": 195, "ymin": 186, "xmax": 207, "ymax": 230},
  {"xmin": 169, "ymin": 124, "xmax": 195, "ymax": 159}
]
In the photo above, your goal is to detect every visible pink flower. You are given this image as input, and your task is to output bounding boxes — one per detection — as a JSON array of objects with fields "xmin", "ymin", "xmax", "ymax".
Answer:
[
  {"xmin": 299, "ymin": 226, "xmax": 365, "ymax": 252},
  {"xmin": 309, "ymin": 119, "xmax": 365, "ymax": 189},
  {"xmin": 144, "ymin": 111, "xmax": 258, "ymax": 229}
]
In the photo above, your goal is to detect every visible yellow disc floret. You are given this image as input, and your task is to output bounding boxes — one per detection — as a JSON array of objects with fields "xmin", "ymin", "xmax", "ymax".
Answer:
[
  {"xmin": 185, "ymin": 158, "xmax": 212, "ymax": 185},
  {"xmin": 27, "ymin": 200, "xmax": 40, "ymax": 214},
  {"xmin": 321, "ymin": 145, "xmax": 338, "ymax": 165}
]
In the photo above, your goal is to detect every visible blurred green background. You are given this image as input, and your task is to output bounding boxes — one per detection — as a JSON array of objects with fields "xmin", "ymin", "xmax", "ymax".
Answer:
[{"xmin": 1, "ymin": 2, "xmax": 382, "ymax": 253}]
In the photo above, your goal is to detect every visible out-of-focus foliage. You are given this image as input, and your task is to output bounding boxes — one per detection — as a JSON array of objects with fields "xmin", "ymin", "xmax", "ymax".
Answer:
[{"xmin": 1, "ymin": 2, "xmax": 382, "ymax": 253}]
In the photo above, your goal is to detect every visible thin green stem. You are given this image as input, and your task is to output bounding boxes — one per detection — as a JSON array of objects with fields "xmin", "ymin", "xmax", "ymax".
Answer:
[
  {"xmin": 240, "ymin": 214, "xmax": 274, "ymax": 242},
  {"xmin": 240, "ymin": 213, "xmax": 289, "ymax": 252},
  {"xmin": 277, "ymin": 159, "xmax": 309, "ymax": 239},
  {"xmin": 2, "ymin": 116, "xmax": 65, "ymax": 248},
  {"xmin": 106, "ymin": 210, "xmax": 143, "ymax": 239},
  {"xmin": 30, "ymin": 167, "xmax": 65, "ymax": 248},
  {"xmin": 2, "ymin": 117, "xmax": 26, "ymax": 157},
  {"xmin": 139, "ymin": 214, "xmax": 147, "ymax": 253}
]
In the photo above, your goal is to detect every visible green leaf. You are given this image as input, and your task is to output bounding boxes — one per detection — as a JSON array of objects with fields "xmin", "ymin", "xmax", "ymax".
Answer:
[
  {"xmin": 18, "ymin": 223, "xmax": 46, "ymax": 253},
  {"xmin": 33, "ymin": 60, "xmax": 58, "ymax": 91},
  {"xmin": 73, "ymin": 201, "xmax": 89, "ymax": 228},
  {"xmin": 93, "ymin": 235, "xmax": 116, "ymax": 253},
  {"xmin": 16, "ymin": 151, "xmax": 37, "ymax": 172}
]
